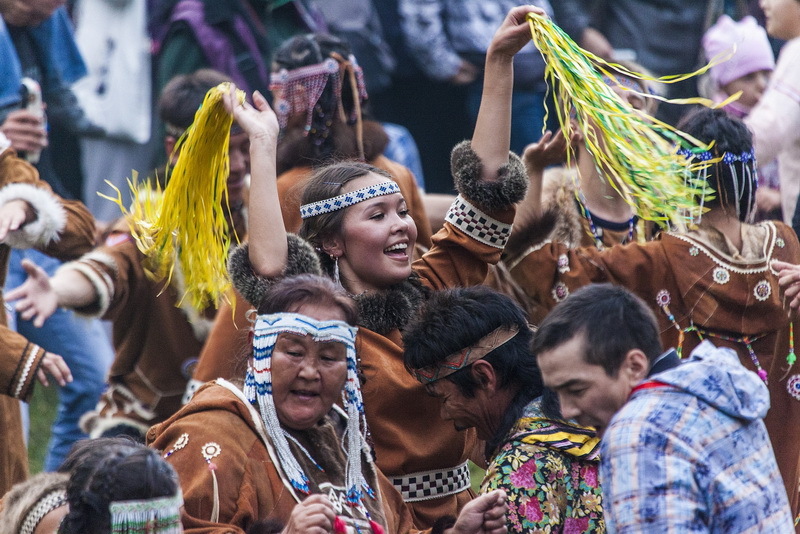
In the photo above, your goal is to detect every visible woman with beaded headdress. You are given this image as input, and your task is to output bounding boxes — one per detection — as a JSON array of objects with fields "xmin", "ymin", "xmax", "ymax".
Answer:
[
  {"xmin": 202, "ymin": 4, "xmax": 541, "ymax": 528},
  {"xmin": 508, "ymin": 106, "xmax": 800, "ymax": 520},
  {"xmin": 185, "ymin": 32, "xmax": 434, "ymax": 403},
  {"xmin": 148, "ymin": 274, "xmax": 509, "ymax": 533}
]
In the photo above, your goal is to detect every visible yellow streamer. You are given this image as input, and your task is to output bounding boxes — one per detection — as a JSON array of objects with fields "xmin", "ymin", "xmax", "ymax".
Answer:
[
  {"xmin": 526, "ymin": 13, "xmax": 719, "ymax": 228},
  {"xmin": 101, "ymin": 83, "xmax": 245, "ymax": 310}
]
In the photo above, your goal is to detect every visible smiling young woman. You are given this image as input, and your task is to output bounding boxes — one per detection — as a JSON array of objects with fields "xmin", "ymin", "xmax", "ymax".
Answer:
[{"xmin": 222, "ymin": 5, "xmax": 545, "ymax": 527}]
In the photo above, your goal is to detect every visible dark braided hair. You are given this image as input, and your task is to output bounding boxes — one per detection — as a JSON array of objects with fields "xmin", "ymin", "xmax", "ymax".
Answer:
[{"xmin": 59, "ymin": 439, "xmax": 179, "ymax": 534}]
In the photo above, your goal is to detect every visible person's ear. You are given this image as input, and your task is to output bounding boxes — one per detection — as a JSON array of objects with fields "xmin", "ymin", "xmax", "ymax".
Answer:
[
  {"xmin": 470, "ymin": 360, "xmax": 498, "ymax": 392},
  {"xmin": 164, "ymin": 136, "xmax": 178, "ymax": 163},
  {"xmin": 621, "ymin": 349, "xmax": 649, "ymax": 383},
  {"xmin": 320, "ymin": 235, "xmax": 344, "ymax": 259}
]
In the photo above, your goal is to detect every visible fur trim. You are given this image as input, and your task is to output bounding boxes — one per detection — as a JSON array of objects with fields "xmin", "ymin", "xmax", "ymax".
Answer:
[
  {"xmin": 79, "ymin": 412, "xmax": 151, "ymax": 441},
  {"xmin": 0, "ymin": 471, "xmax": 68, "ymax": 534},
  {"xmin": 63, "ymin": 261, "xmax": 114, "ymax": 318},
  {"xmin": 450, "ymin": 140, "xmax": 528, "ymax": 212},
  {"xmin": 355, "ymin": 273, "xmax": 429, "ymax": 335},
  {"xmin": 0, "ymin": 132, "xmax": 10, "ymax": 152},
  {"xmin": 228, "ymin": 234, "xmax": 322, "ymax": 307},
  {"xmin": 0, "ymin": 183, "xmax": 67, "ymax": 249}
]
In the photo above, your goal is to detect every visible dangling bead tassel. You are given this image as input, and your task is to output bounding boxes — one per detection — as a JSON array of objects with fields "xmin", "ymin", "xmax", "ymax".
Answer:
[
  {"xmin": 333, "ymin": 256, "xmax": 340, "ymax": 286},
  {"xmin": 788, "ymin": 322, "xmax": 797, "ymax": 367}
]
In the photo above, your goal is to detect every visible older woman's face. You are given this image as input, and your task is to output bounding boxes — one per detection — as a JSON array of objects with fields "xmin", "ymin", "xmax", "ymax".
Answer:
[{"xmin": 271, "ymin": 303, "xmax": 349, "ymax": 430}]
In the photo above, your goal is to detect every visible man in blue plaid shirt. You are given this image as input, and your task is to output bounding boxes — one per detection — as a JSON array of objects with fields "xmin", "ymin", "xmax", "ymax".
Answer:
[{"xmin": 535, "ymin": 284, "xmax": 793, "ymax": 533}]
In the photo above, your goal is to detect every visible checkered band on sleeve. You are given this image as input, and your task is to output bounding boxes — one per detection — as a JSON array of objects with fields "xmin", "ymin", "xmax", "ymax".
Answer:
[
  {"xmin": 299, "ymin": 181, "xmax": 401, "ymax": 219},
  {"xmin": 390, "ymin": 461, "xmax": 471, "ymax": 502},
  {"xmin": 444, "ymin": 195, "xmax": 512, "ymax": 249}
]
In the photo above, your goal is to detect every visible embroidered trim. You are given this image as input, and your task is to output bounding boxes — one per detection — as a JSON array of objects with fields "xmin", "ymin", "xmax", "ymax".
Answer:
[
  {"xmin": 300, "ymin": 181, "xmax": 401, "ymax": 219},
  {"xmin": 444, "ymin": 195, "xmax": 511, "ymax": 249},
  {"xmin": 182, "ymin": 378, "xmax": 204, "ymax": 405},
  {"xmin": 163, "ymin": 434, "xmax": 189, "ymax": 459},
  {"xmin": 551, "ymin": 282, "xmax": 569, "ymax": 302},
  {"xmin": 68, "ymin": 262, "xmax": 114, "ymax": 318},
  {"xmin": 754, "ymin": 279, "xmax": 772, "ymax": 301},
  {"xmin": 787, "ymin": 375, "xmax": 800, "ymax": 401},
  {"xmin": 19, "ymin": 489, "xmax": 67, "ymax": 534},
  {"xmin": 13, "ymin": 344, "xmax": 40, "ymax": 399},
  {"xmin": 712, "ymin": 267, "xmax": 730, "ymax": 285},
  {"xmin": 689, "ymin": 246, "xmax": 699, "ymax": 256},
  {"xmin": 669, "ymin": 222, "xmax": 777, "ymax": 275},
  {"xmin": 557, "ymin": 253, "xmax": 570, "ymax": 273},
  {"xmin": 391, "ymin": 461, "xmax": 471, "ymax": 502}
]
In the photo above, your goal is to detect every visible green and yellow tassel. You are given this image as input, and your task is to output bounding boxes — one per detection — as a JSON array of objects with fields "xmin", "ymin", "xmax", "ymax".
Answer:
[
  {"xmin": 526, "ymin": 13, "xmax": 722, "ymax": 229},
  {"xmin": 102, "ymin": 82, "xmax": 245, "ymax": 310}
]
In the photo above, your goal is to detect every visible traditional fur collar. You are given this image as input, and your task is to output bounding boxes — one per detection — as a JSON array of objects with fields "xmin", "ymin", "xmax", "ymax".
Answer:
[
  {"xmin": 228, "ymin": 234, "xmax": 428, "ymax": 334},
  {"xmin": 354, "ymin": 273, "xmax": 429, "ymax": 335}
]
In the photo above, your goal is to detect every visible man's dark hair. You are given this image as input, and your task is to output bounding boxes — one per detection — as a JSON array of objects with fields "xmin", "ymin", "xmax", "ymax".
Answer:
[
  {"xmin": 532, "ymin": 284, "xmax": 663, "ymax": 376},
  {"xmin": 158, "ymin": 68, "xmax": 232, "ymax": 132},
  {"xmin": 403, "ymin": 285, "xmax": 541, "ymax": 455}
]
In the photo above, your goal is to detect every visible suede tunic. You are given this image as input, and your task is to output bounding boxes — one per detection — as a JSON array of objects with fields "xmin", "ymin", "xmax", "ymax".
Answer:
[
  {"xmin": 0, "ymin": 146, "xmax": 95, "ymax": 494},
  {"xmin": 509, "ymin": 220, "xmax": 800, "ymax": 520}
]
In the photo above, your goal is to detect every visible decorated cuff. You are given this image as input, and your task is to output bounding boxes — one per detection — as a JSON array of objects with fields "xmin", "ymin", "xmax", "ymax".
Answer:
[
  {"xmin": 445, "ymin": 195, "xmax": 513, "ymax": 249},
  {"xmin": 12, "ymin": 342, "xmax": 45, "ymax": 401},
  {"xmin": 0, "ymin": 183, "xmax": 67, "ymax": 249},
  {"xmin": 228, "ymin": 234, "xmax": 322, "ymax": 308},
  {"xmin": 62, "ymin": 251, "xmax": 119, "ymax": 318},
  {"xmin": 450, "ymin": 140, "xmax": 528, "ymax": 212}
]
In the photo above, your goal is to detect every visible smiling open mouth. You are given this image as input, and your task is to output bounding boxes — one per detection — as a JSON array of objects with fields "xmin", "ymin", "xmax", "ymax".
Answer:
[{"xmin": 384, "ymin": 243, "xmax": 408, "ymax": 256}]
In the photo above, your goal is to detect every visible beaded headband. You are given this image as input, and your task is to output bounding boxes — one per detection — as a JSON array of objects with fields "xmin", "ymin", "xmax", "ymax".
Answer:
[
  {"xmin": 677, "ymin": 147, "xmax": 757, "ymax": 221},
  {"xmin": 270, "ymin": 55, "xmax": 368, "ymax": 132},
  {"xmin": 412, "ymin": 324, "xmax": 521, "ymax": 384},
  {"xmin": 245, "ymin": 313, "xmax": 373, "ymax": 506},
  {"xmin": 300, "ymin": 181, "xmax": 401, "ymax": 219},
  {"xmin": 108, "ymin": 491, "xmax": 183, "ymax": 534},
  {"xmin": 19, "ymin": 489, "xmax": 67, "ymax": 534}
]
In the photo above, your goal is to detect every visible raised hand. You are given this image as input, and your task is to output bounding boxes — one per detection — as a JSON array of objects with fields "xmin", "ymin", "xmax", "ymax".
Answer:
[
  {"xmin": 487, "ymin": 5, "xmax": 547, "ymax": 60},
  {"xmin": 6, "ymin": 258, "xmax": 58, "ymax": 327},
  {"xmin": 522, "ymin": 129, "xmax": 573, "ymax": 176},
  {"xmin": 223, "ymin": 86, "xmax": 279, "ymax": 146},
  {"xmin": 282, "ymin": 494, "xmax": 336, "ymax": 534}
]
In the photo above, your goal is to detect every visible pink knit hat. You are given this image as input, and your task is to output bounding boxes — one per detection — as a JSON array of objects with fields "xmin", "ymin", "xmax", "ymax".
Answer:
[{"xmin": 703, "ymin": 15, "xmax": 775, "ymax": 87}]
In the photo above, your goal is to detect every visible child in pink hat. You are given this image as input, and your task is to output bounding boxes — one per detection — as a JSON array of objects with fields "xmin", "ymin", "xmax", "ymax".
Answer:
[
  {"xmin": 746, "ymin": 0, "xmax": 800, "ymax": 229},
  {"xmin": 703, "ymin": 15, "xmax": 780, "ymax": 221}
]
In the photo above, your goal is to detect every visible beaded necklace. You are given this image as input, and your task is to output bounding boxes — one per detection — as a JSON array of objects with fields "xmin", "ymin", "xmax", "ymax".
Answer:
[
  {"xmin": 576, "ymin": 194, "xmax": 636, "ymax": 250},
  {"xmin": 655, "ymin": 289, "xmax": 796, "ymax": 384}
]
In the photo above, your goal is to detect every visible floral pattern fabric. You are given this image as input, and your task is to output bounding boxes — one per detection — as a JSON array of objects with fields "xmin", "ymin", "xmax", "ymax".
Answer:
[{"xmin": 480, "ymin": 399, "xmax": 604, "ymax": 533}]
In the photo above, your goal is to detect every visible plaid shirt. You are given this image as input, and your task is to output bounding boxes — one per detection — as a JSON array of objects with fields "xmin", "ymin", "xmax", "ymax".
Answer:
[{"xmin": 600, "ymin": 341, "xmax": 793, "ymax": 533}]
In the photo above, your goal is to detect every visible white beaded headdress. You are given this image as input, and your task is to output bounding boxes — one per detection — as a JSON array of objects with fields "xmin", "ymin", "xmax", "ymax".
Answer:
[
  {"xmin": 678, "ymin": 147, "xmax": 757, "ymax": 222},
  {"xmin": 244, "ymin": 312, "xmax": 373, "ymax": 506},
  {"xmin": 108, "ymin": 491, "xmax": 183, "ymax": 534}
]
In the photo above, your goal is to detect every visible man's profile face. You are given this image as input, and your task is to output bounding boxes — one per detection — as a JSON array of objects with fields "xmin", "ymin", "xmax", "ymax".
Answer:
[{"xmin": 537, "ymin": 334, "xmax": 634, "ymax": 437}]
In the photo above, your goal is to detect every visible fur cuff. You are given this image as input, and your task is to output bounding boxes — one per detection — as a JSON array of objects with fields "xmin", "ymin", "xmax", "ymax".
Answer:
[
  {"xmin": 450, "ymin": 140, "xmax": 528, "ymax": 212},
  {"xmin": 228, "ymin": 234, "xmax": 322, "ymax": 307},
  {"xmin": 61, "ymin": 253, "xmax": 117, "ymax": 318},
  {"xmin": 0, "ymin": 183, "xmax": 67, "ymax": 249}
]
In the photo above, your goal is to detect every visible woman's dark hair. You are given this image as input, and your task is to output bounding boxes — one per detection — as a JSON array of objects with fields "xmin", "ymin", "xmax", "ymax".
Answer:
[
  {"xmin": 58, "ymin": 439, "xmax": 179, "ymax": 534},
  {"xmin": 403, "ymin": 286, "xmax": 541, "ymax": 456},
  {"xmin": 297, "ymin": 162, "xmax": 393, "ymax": 277},
  {"xmin": 257, "ymin": 273, "xmax": 358, "ymax": 326},
  {"xmin": 678, "ymin": 107, "xmax": 756, "ymax": 221},
  {"xmin": 272, "ymin": 33, "xmax": 388, "ymax": 173}
]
